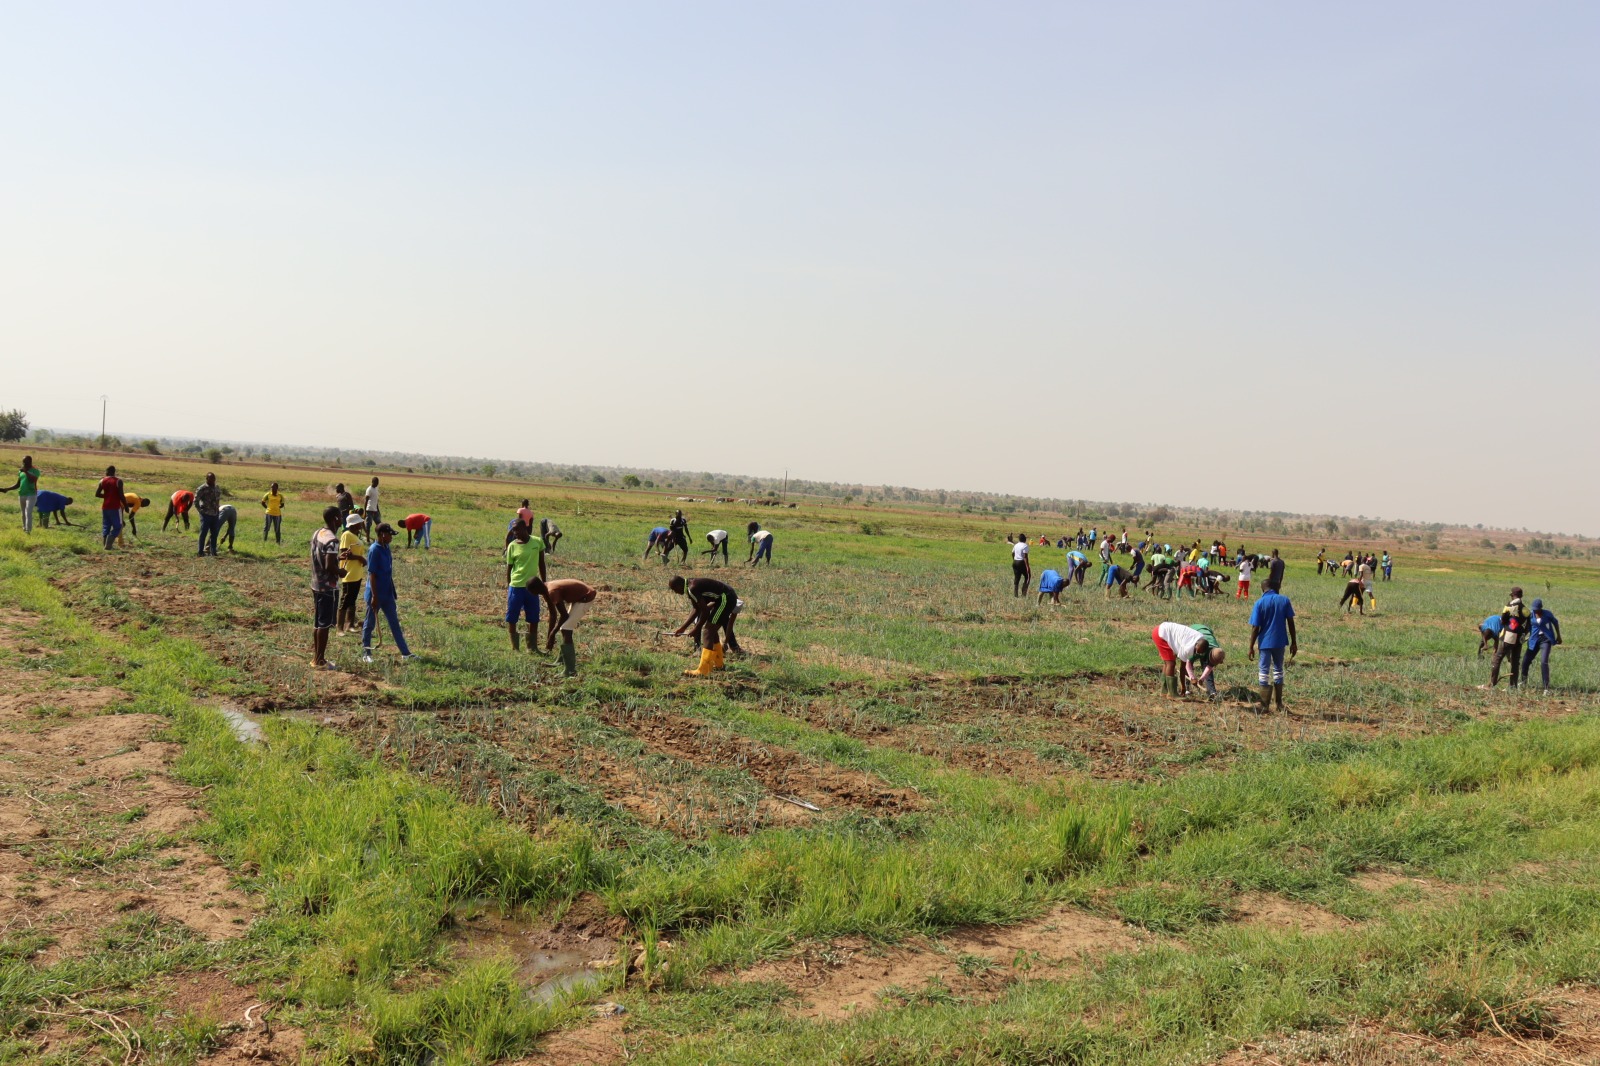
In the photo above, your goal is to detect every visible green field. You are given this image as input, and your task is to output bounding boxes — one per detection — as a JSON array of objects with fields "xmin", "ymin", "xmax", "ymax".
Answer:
[{"xmin": 3, "ymin": 445, "xmax": 1599, "ymax": 1064}]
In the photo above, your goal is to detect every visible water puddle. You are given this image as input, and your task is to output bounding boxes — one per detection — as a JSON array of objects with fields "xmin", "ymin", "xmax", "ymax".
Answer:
[
  {"xmin": 448, "ymin": 909, "xmax": 617, "ymax": 1005},
  {"xmin": 217, "ymin": 703, "xmax": 264, "ymax": 744}
]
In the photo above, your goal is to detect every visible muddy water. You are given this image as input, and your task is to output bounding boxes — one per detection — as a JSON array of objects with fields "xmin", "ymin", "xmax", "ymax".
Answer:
[
  {"xmin": 448, "ymin": 910, "xmax": 616, "ymax": 1004},
  {"xmin": 217, "ymin": 703, "xmax": 264, "ymax": 744}
]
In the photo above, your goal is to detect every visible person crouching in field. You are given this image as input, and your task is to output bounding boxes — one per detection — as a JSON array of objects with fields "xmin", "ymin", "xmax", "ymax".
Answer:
[
  {"xmin": 119, "ymin": 492, "xmax": 144, "ymax": 545},
  {"xmin": 35, "ymin": 491, "xmax": 74, "ymax": 527},
  {"xmin": 1037, "ymin": 568, "xmax": 1066, "ymax": 605},
  {"xmin": 1487, "ymin": 587, "xmax": 1529, "ymax": 689},
  {"xmin": 533, "ymin": 577, "xmax": 597, "ymax": 677},
  {"xmin": 215, "ymin": 503, "xmax": 239, "ymax": 552},
  {"xmin": 399, "ymin": 513, "xmax": 431, "ymax": 548},
  {"xmin": 671, "ymin": 575, "xmax": 742, "ymax": 675},
  {"xmin": 645, "ymin": 526, "xmax": 672, "ymax": 562},
  {"xmin": 1103, "ymin": 563, "xmax": 1137, "ymax": 598},
  {"xmin": 1477, "ymin": 613, "xmax": 1504, "ymax": 657},
  {"xmin": 1152, "ymin": 622, "xmax": 1224, "ymax": 699},
  {"xmin": 703, "ymin": 529, "xmax": 730, "ymax": 564},
  {"xmin": 1011, "ymin": 534, "xmax": 1031, "ymax": 596},
  {"xmin": 1248, "ymin": 581, "xmax": 1298, "ymax": 713},
  {"xmin": 747, "ymin": 522, "xmax": 774, "ymax": 566},
  {"xmin": 164, "ymin": 489, "xmax": 194, "ymax": 531},
  {"xmin": 504, "ymin": 521, "xmax": 547, "ymax": 652},
  {"xmin": 1339, "ymin": 576, "xmax": 1367, "ymax": 615},
  {"xmin": 362, "ymin": 523, "xmax": 416, "ymax": 664},
  {"xmin": 540, "ymin": 517, "xmax": 562, "ymax": 554}
]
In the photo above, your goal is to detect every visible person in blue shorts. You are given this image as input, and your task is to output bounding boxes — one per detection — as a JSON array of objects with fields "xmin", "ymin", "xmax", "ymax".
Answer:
[
  {"xmin": 1520, "ymin": 599, "xmax": 1563, "ymax": 692},
  {"xmin": 1036, "ymin": 568, "xmax": 1066, "ymax": 604},
  {"xmin": 1248, "ymin": 580, "xmax": 1298, "ymax": 713},
  {"xmin": 504, "ymin": 521, "xmax": 547, "ymax": 652}
]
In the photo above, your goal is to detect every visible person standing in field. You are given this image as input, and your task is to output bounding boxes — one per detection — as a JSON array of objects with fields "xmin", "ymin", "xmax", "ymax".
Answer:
[
  {"xmin": 747, "ymin": 522, "xmax": 774, "ymax": 566},
  {"xmin": 1488, "ymin": 587, "xmax": 1530, "ymax": 689},
  {"xmin": 1381, "ymin": 551, "xmax": 1392, "ymax": 581},
  {"xmin": 361, "ymin": 523, "xmax": 416, "ymax": 663},
  {"xmin": 1520, "ymin": 599, "xmax": 1563, "ymax": 693},
  {"xmin": 539, "ymin": 517, "xmax": 562, "ymax": 554},
  {"xmin": 334, "ymin": 483, "xmax": 355, "ymax": 527},
  {"xmin": 1011, "ymin": 534, "xmax": 1031, "ymax": 597},
  {"xmin": 337, "ymin": 514, "xmax": 367, "ymax": 634},
  {"xmin": 1236, "ymin": 553, "xmax": 1256, "ymax": 599},
  {"xmin": 1248, "ymin": 581, "xmax": 1298, "ymax": 713},
  {"xmin": 194, "ymin": 472, "xmax": 223, "ymax": 557},
  {"xmin": 0, "ymin": 456, "xmax": 42, "ymax": 533},
  {"xmin": 1266, "ymin": 548, "xmax": 1286, "ymax": 589},
  {"xmin": 533, "ymin": 576, "xmax": 597, "ymax": 676},
  {"xmin": 362, "ymin": 477, "xmax": 381, "ymax": 540},
  {"xmin": 703, "ymin": 529, "xmax": 730, "ymax": 564},
  {"xmin": 399, "ymin": 513, "xmax": 432, "ymax": 548},
  {"xmin": 310, "ymin": 505, "xmax": 342, "ymax": 670},
  {"xmin": 119, "ymin": 491, "xmax": 145, "ymax": 544},
  {"xmin": 1151, "ymin": 622, "xmax": 1225, "ymax": 699},
  {"xmin": 1357, "ymin": 555, "xmax": 1376, "ymax": 610},
  {"xmin": 261, "ymin": 482, "xmax": 286, "ymax": 543},
  {"xmin": 217, "ymin": 503, "xmax": 238, "ymax": 552},
  {"xmin": 1316, "ymin": 547, "xmax": 1327, "ymax": 575},
  {"xmin": 667, "ymin": 510, "xmax": 691, "ymax": 564},
  {"xmin": 164, "ymin": 489, "xmax": 194, "ymax": 531},
  {"xmin": 94, "ymin": 465, "xmax": 126, "ymax": 551},
  {"xmin": 670, "ymin": 574, "xmax": 743, "ymax": 674},
  {"xmin": 503, "ymin": 520, "xmax": 547, "ymax": 652}
]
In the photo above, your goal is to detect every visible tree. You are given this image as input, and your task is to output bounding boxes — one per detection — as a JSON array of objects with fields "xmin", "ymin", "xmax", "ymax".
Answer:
[
  {"xmin": 141, "ymin": 440, "xmax": 161, "ymax": 455},
  {"xmin": 591, "ymin": 474, "xmax": 607, "ymax": 485},
  {"xmin": 204, "ymin": 448, "xmax": 223, "ymax": 464},
  {"xmin": 622, "ymin": 474, "xmax": 641, "ymax": 488},
  {"xmin": 0, "ymin": 410, "xmax": 27, "ymax": 442}
]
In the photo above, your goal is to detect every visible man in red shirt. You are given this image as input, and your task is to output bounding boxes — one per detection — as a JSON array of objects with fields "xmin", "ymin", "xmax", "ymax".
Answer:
[
  {"xmin": 163, "ymin": 489, "xmax": 195, "ymax": 531},
  {"xmin": 94, "ymin": 466, "xmax": 126, "ymax": 551},
  {"xmin": 399, "ymin": 513, "xmax": 432, "ymax": 548}
]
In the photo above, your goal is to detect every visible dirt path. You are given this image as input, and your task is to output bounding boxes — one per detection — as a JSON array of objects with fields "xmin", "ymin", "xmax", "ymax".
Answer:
[{"xmin": 0, "ymin": 610, "xmax": 301, "ymax": 1063}]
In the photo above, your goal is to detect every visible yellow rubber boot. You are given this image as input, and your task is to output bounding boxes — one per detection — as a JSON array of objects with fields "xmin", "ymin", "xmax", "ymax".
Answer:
[
  {"xmin": 684, "ymin": 648, "xmax": 716, "ymax": 677},
  {"xmin": 709, "ymin": 644, "xmax": 725, "ymax": 670}
]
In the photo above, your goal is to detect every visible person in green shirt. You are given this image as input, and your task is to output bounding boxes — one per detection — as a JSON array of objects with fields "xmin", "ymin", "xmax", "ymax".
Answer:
[
  {"xmin": 503, "ymin": 521, "xmax": 548, "ymax": 652},
  {"xmin": 0, "ymin": 457, "xmax": 41, "ymax": 533}
]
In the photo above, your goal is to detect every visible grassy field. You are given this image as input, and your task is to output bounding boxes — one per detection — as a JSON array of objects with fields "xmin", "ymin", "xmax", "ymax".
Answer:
[{"xmin": 2, "ymin": 444, "xmax": 1599, "ymax": 1064}]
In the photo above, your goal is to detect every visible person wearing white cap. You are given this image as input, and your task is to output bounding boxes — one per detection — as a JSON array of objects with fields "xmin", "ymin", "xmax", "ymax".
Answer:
[{"xmin": 337, "ymin": 512, "xmax": 368, "ymax": 634}]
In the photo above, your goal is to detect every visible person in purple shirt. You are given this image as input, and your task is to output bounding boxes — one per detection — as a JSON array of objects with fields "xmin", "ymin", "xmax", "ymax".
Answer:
[{"xmin": 1248, "ymin": 580, "xmax": 1298, "ymax": 713}]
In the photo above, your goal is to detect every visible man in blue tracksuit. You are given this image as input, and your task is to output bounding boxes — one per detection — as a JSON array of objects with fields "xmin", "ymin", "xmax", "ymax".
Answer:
[
  {"xmin": 1520, "ymin": 599, "xmax": 1563, "ymax": 692},
  {"xmin": 362, "ymin": 523, "xmax": 416, "ymax": 664}
]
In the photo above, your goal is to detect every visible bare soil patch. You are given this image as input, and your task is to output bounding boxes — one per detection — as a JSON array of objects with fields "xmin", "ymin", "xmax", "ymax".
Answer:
[
  {"xmin": 1232, "ymin": 892, "xmax": 1352, "ymax": 935},
  {"xmin": 736, "ymin": 905, "xmax": 1149, "ymax": 1020}
]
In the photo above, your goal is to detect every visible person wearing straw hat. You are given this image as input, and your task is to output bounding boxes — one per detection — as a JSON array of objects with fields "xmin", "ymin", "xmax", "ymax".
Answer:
[{"xmin": 337, "ymin": 512, "xmax": 368, "ymax": 634}]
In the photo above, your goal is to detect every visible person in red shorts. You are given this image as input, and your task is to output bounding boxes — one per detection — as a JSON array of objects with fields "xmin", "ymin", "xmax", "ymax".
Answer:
[
  {"xmin": 399, "ymin": 513, "xmax": 432, "ymax": 548},
  {"xmin": 163, "ymin": 489, "xmax": 195, "ymax": 531},
  {"xmin": 1152, "ymin": 621, "xmax": 1224, "ymax": 699}
]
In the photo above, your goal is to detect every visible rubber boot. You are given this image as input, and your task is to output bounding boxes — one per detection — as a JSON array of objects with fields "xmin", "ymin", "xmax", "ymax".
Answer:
[
  {"xmin": 1273, "ymin": 682, "xmax": 1285, "ymax": 712},
  {"xmin": 1259, "ymin": 684, "xmax": 1272, "ymax": 713},
  {"xmin": 684, "ymin": 648, "xmax": 715, "ymax": 677},
  {"xmin": 560, "ymin": 641, "xmax": 577, "ymax": 677},
  {"xmin": 709, "ymin": 644, "xmax": 725, "ymax": 670}
]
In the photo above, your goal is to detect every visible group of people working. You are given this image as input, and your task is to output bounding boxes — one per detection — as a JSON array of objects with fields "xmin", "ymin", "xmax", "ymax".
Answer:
[{"xmin": 645, "ymin": 510, "xmax": 775, "ymax": 567}]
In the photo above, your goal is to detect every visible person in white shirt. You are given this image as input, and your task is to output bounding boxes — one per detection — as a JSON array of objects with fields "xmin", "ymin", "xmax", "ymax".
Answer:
[
  {"xmin": 702, "ymin": 528, "xmax": 730, "ymax": 565},
  {"xmin": 747, "ymin": 522, "xmax": 774, "ymax": 566},
  {"xmin": 362, "ymin": 477, "xmax": 381, "ymax": 540},
  {"xmin": 1151, "ymin": 621, "xmax": 1225, "ymax": 698},
  {"xmin": 1012, "ymin": 535, "xmax": 1031, "ymax": 597},
  {"xmin": 1236, "ymin": 554, "xmax": 1256, "ymax": 599}
]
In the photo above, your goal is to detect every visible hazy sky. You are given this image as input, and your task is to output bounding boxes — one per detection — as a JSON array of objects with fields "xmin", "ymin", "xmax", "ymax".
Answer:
[{"xmin": 3, "ymin": 3, "xmax": 1596, "ymax": 533}]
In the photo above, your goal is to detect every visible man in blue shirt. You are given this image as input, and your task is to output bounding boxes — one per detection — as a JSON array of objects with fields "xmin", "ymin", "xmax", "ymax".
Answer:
[
  {"xmin": 1519, "ymin": 599, "xmax": 1563, "ymax": 692},
  {"xmin": 1248, "ymin": 580, "xmax": 1298, "ymax": 712},
  {"xmin": 361, "ymin": 523, "xmax": 417, "ymax": 664},
  {"xmin": 1477, "ymin": 614, "xmax": 1504, "ymax": 657}
]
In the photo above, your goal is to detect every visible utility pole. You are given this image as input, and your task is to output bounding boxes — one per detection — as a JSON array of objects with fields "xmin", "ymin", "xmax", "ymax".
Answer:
[
  {"xmin": 100, "ymin": 395, "xmax": 108, "ymax": 449},
  {"xmin": 782, "ymin": 469, "xmax": 788, "ymax": 504}
]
